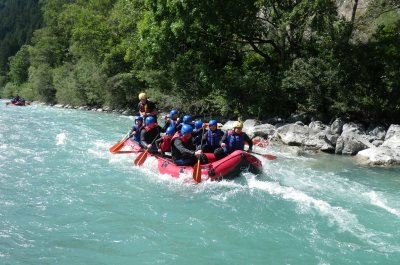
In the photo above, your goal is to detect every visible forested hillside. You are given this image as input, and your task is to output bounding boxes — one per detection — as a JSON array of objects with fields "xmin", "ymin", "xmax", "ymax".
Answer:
[
  {"xmin": 1, "ymin": 0, "xmax": 399, "ymax": 123},
  {"xmin": 0, "ymin": 0, "xmax": 42, "ymax": 76}
]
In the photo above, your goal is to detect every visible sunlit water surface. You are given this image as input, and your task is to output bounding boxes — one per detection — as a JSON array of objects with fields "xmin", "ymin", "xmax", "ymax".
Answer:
[{"xmin": 1, "ymin": 100, "xmax": 399, "ymax": 265}]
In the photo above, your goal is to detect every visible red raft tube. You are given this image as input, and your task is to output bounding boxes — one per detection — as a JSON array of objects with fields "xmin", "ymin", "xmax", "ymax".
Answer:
[{"xmin": 121, "ymin": 139, "xmax": 262, "ymax": 181}]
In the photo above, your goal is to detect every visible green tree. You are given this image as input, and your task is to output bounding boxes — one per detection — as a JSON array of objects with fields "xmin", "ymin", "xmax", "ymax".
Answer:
[{"xmin": 8, "ymin": 45, "xmax": 30, "ymax": 85}]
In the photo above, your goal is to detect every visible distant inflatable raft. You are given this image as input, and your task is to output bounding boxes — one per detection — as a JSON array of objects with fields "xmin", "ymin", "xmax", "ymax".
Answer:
[
  {"xmin": 6, "ymin": 101, "xmax": 31, "ymax": 106},
  {"xmin": 122, "ymin": 139, "xmax": 262, "ymax": 181}
]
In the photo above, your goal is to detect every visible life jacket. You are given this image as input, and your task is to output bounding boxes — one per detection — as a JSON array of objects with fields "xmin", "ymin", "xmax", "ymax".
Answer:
[
  {"xmin": 132, "ymin": 124, "xmax": 142, "ymax": 142},
  {"xmin": 144, "ymin": 123, "xmax": 159, "ymax": 132},
  {"xmin": 206, "ymin": 129, "xmax": 222, "ymax": 147},
  {"xmin": 141, "ymin": 124, "xmax": 160, "ymax": 145},
  {"xmin": 226, "ymin": 130, "xmax": 244, "ymax": 152},
  {"xmin": 160, "ymin": 134, "xmax": 172, "ymax": 152},
  {"xmin": 138, "ymin": 100, "xmax": 148, "ymax": 113},
  {"xmin": 171, "ymin": 131, "xmax": 195, "ymax": 160}
]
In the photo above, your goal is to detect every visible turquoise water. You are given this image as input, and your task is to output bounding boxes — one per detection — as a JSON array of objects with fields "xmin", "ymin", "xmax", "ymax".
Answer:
[{"xmin": 1, "ymin": 100, "xmax": 400, "ymax": 265}]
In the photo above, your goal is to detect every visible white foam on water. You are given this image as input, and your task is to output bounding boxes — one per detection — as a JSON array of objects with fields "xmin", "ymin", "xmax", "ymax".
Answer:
[
  {"xmin": 246, "ymin": 177, "xmax": 400, "ymax": 253},
  {"xmin": 56, "ymin": 133, "xmax": 66, "ymax": 145},
  {"xmin": 363, "ymin": 191, "xmax": 400, "ymax": 218}
]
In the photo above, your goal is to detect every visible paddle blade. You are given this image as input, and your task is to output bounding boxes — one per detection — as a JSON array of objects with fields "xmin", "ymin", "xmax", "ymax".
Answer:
[
  {"xmin": 193, "ymin": 160, "xmax": 201, "ymax": 183},
  {"xmin": 252, "ymin": 138, "xmax": 269, "ymax": 148},
  {"xmin": 134, "ymin": 150, "xmax": 148, "ymax": 166},
  {"xmin": 252, "ymin": 151, "xmax": 277, "ymax": 160},
  {"xmin": 109, "ymin": 140, "xmax": 125, "ymax": 154},
  {"xmin": 263, "ymin": 154, "xmax": 277, "ymax": 160}
]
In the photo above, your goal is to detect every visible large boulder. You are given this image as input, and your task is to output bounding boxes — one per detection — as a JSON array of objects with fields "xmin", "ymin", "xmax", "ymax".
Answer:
[
  {"xmin": 247, "ymin": 123, "xmax": 276, "ymax": 139},
  {"xmin": 221, "ymin": 120, "xmax": 237, "ymax": 131},
  {"xmin": 355, "ymin": 124, "xmax": 400, "ymax": 166},
  {"xmin": 330, "ymin": 118, "xmax": 345, "ymax": 135},
  {"xmin": 356, "ymin": 147, "xmax": 400, "ymax": 166},
  {"xmin": 335, "ymin": 122, "xmax": 370, "ymax": 155},
  {"xmin": 382, "ymin": 124, "xmax": 400, "ymax": 148},
  {"xmin": 276, "ymin": 124, "xmax": 334, "ymax": 151}
]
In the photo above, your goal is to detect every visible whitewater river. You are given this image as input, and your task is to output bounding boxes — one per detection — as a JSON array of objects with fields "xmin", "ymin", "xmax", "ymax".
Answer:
[{"xmin": 1, "ymin": 100, "xmax": 399, "ymax": 265}]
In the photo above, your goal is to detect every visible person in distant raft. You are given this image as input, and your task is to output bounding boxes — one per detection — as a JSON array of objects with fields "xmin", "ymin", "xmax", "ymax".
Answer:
[
  {"xmin": 171, "ymin": 124, "xmax": 208, "ymax": 166},
  {"xmin": 139, "ymin": 116, "xmax": 161, "ymax": 154},
  {"xmin": 138, "ymin": 92, "xmax": 158, "ymax": 121},
  {"xmin": 214, "ymin": 121, "xmax": 253, "ymax": 160}
]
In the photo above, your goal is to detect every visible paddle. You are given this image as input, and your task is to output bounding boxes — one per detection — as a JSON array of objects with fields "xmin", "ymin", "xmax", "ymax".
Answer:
[
  {"xmin": 251, "ymin": 151, "xmax": 277, "ymax": 160},
  {"xmin": 134, "ymin": 132, "xmax": 159, "ymax": 166},
  {"xmin": 109, "ymin": 131, "xmax": 130, "ymax": 154},
  {"xmin": 252, "ymin": 138, "xmax": 269, "ymax": 148},
  {"xmin": 193, "ymin": 127, "xmax": 205, "ymax": 183}
]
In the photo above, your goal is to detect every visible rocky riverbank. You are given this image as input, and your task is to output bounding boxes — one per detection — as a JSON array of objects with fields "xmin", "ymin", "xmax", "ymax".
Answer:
[
  {"xmin": 49, "ymin": 103, "xmax": 400, "ymax": 167},
  {"xmin": 229, "ymin": 118, "xmax": 400, "ymax": 167}
]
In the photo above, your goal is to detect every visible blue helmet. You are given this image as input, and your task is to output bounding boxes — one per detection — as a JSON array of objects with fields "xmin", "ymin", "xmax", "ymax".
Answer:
[
  {"xmin": 209, "ymin": 119, "xmax": 218, "ymax": 126},
  {"xmin": 134, "ymin": 116, "xmax": 143, "ymax": 122},
  {"xmin": 183, "ymin": 115, "xmax": 192, "ymax": 123},
  {"xmin": 181, "ymin": 124, "xmax": 193, "ymax": 134},
  {"xmin": 169, "ymin": 109, "xmax": 178, "ymax": 117},
  {"xmin": 145, "ymin": 116, "xmax": 155, "ymax": 125},
  {"xmin": 194, "ymin": 120, "xmax": 203, "ymax": 129},
  {"xmin": 165, "ymin": 126, "xmax": 175, "ymax": 136}
]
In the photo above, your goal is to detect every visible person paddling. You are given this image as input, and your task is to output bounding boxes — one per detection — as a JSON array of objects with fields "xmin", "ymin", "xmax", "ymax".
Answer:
[
  {"xmin": 155, "ymin": 126, "xmax": 175, "ymax": 156},
  {"xmin": 171, "ymin": 124, "xmax": 207, "ymax": 166},
  {"xmin": 138, "ymin": 92, "xmax": 158, "ymax": 121},
  {"xmin": 139, "ymin": 116, "xmax": 161, "ymax": 154},
  {"xmin": 128, "ymin": 116, "xmax": 143, "ymax": 143},
  {"xmin": 214, "ymin": 121, "xmax": 252, "ymax": 159}
]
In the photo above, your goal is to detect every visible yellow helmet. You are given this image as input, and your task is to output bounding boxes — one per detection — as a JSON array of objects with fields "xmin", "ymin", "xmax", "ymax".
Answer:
[
  {"xmin": 138, "ymin": 92, "xmax": 147, "ymax": 100},
  {"xmin": 233, "ymin": 121, "xmax": 243, "ymax": 128}
]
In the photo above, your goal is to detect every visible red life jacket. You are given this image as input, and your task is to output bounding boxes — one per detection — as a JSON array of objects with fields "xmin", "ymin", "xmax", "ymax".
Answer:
[
  {"xmin": 144, "ymin": 123, "xmax": 159, "ymax": 131},
  {"xmin": 160, "ymin": 134, "xmax": 172, "ymax": 152}
]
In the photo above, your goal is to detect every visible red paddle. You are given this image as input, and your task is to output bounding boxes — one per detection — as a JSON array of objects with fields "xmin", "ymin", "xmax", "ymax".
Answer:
[
  {"xmin": 109, "ymin": 131, "xmax": 130, "ymax": 153},
  {"xmin": 251, "ymin": 151, "xmax": 277, "ymax": 160},
  {"xmin": 193, "ymin": 127, "xmax": 205, "ymax": 183}
]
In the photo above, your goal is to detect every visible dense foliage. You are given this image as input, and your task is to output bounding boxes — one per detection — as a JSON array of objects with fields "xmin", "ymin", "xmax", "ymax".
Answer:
[
  {"xmin": 1, "ymin": 0, "xmax": 399, "ymax": 123},
  {"xmin": 0, "ymin": 0, "xmax": 42, "ymax": 75}
]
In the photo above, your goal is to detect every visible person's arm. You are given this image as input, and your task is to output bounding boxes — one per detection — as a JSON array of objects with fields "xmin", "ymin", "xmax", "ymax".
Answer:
[
  {"xmin": 244, "ymin": 133, "xmax": 253, "ymax": 152},
  {"xmin": 155, "ymin": 137, "xmax": 163, "ymax": 150},
  {"xmin": 202, "ymin": 130, "xmax": 208, "ymax": 142},
  {"xmin": 140, "ymin": 129, "xmax": 148, "ymax": 149},
  {"xmin": 174, "ymin": 139, "xmax": 195, "ymax": 156},
  {"xmin": 220, "ymin": 133, "xmax": 228, "ymax": 146}
]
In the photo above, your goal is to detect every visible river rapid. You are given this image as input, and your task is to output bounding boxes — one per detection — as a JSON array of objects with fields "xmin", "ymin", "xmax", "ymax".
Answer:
[{"xmin": 1, "ymin": 100, "xmax": 400, "ymax": 265}]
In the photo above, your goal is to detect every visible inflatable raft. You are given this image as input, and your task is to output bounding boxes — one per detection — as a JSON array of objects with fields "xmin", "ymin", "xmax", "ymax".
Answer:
[{"xmin": 121, "ymin": 139, "xmax": 262, "ymax": 181}]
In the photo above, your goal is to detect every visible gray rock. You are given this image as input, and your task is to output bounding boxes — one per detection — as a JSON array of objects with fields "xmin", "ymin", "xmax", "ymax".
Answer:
[
  {"xmin": 382, "ymin": 124, "xmax": 400, "ymax": 148},
  {"xmin": 248, "ymin": 123, "xmax": 276, "ymax": 139},
  {"xmin": 221, "ymin": 121, "xmax": 237, "ymax": 131},
  {"xmin": 356, "ymin": 146, "xmax": 400, "ymax": 166},
  {"xmin": 276, "ymin": 124, "xmax": 333, "ymax": 151},
  {"xmin": 330, "ymin": 118, "xmax": 345, "ymax": 135},
  {"xmin": 309, "ymin": 121, "xmax": 327, "ymax": 131},
  {"xmin": 368, "ymin": 125, "xmax": 386, "ymax": 141}
]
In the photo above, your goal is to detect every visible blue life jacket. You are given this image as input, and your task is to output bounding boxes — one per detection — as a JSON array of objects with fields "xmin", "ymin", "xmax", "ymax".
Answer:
[
  {"xmin": 227, "ymin": 130, "xmax": 244, "ymax": 152},
  {"xmin": 131, "ymin": 124, "xmax": 142, "ymax": 142},
  {"xmin": 207, "ymin": 129, "xmax": 222, "ymax": 147}
]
